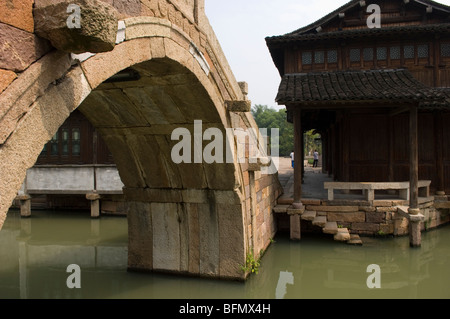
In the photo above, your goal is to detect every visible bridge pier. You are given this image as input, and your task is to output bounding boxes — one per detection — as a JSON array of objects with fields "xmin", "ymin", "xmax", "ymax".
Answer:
[{"xmin": 125, "ymin": 188, "xmax": 251, "ymax": 280}]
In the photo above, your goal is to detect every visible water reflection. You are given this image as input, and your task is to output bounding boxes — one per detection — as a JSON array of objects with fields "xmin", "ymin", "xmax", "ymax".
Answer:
[{"xmin": 1, "ymin": 209, "xmax": 449, "ymax": 299}]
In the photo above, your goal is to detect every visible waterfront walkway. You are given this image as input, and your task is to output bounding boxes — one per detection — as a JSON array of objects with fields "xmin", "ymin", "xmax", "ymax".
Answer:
[{"xmin": 276, "ymin": 157, "xmax": 330, "ymax": 203}]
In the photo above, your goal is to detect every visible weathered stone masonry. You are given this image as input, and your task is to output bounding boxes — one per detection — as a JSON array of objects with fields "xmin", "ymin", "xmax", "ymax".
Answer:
[{"xmin": 0, "ymin": 0, "xmax": 282, "ymax": 280}]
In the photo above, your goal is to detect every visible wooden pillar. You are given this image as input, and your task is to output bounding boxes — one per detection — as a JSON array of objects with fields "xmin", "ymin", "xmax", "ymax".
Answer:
[
  {"xmin": 322, "ymin": 132, "xmax": 328, "ymax": 174},
  {"xmin": 293, "ymin": 108, "xmax": 304, "ymax": 209},
  {"xmin": 434, "ymin": 111, "xmax": 445, "ymax": 195},
  {"xmin": 342, "ymin": 114, "xmax": 350, "ymax": 182},
  {"xmin": 328, "ymin": 127, "xmax": 333, "ymax": 177},
  {"xmin": 388, "ymin": 116, "xmax": 395, "ymax": 183},
  {"xmin": 409, "ymin": 106, "xmax": 419, "ymax": 211},
  {"xmin": 408, "ymin": 106, "xmax": 422, "ymax": 247}
]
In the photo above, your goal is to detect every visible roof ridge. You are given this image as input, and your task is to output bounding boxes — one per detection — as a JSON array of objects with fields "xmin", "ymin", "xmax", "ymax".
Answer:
[{"xmin": 266, "ymin": 0, "xmax": 450, "ymax": 41}]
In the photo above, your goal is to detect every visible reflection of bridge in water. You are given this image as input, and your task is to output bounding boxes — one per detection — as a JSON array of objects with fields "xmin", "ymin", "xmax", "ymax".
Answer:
[
  {"xmin": 1, "ymin": 210, "xmax": 449, "ymax": 299},
  {"xmin": 0, "ymin": 212, "xmax": 128, "ymax": 299}
]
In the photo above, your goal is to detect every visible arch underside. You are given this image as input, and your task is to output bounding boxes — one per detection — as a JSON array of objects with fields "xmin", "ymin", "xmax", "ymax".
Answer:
[{"xmin": 79, "ymin": 57, "xmax": 246, "ymax": 279}]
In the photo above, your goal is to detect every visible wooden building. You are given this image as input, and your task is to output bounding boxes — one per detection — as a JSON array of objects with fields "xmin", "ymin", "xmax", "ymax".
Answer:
[
  {"xmin": 37, "ymin": 109, "xmax": 114, "ymax": 166},
  {"xmin": 266, "ymin": 0, "xmax": 450, "ymax": 212},
  {"xmin": 18, "ymin": 110, "xmax": 125, "ymax": 215}
]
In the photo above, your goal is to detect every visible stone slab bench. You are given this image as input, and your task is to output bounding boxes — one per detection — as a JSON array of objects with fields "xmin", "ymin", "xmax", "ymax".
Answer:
[{"xmin": 324, "ymin": 180, "xmax": 431, "ymax": 201}]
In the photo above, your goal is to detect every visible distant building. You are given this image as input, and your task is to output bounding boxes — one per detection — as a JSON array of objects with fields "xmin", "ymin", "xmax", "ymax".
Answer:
[{"xmin": 16, "ymin": 109, "xmax": 126, "ymax": 216}]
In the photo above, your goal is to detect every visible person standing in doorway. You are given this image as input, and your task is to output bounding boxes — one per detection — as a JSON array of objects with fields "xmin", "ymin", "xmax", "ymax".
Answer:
[
  {"xmin": 313, "ymin": 150, "xmax": 319, "ymax": 168},
  {"xmin": 290, "ymin": 151, "xmax": 294, "ymax": 168}
]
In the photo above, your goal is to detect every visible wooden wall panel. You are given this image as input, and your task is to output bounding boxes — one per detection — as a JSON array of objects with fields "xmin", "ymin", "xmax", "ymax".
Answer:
[
  {"xmin": 442, "ymin": 113, "xmax": 450, "ymax": 192},
  {"xmin": 418, "ymin": 113, "xmax": 436, "ymax": 187},
  {"xmin": 347, "ymin": 113, "xmax": 389, "ymax": 182}
]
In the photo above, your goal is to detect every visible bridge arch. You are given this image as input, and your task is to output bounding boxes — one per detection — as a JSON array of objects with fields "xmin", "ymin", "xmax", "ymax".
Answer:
[{"xmin": 0, "ymin": 13, "xmax": 282, "ymax": 280}]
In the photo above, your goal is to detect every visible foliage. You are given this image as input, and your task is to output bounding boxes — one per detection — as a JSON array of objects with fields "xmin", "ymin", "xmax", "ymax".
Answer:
[
  {"xmin": 251, "ymin": 105, "xmax": 293, "ymax": 156},
  {"xmin": 251, "ymin": 105, "xmax": 321, "ymax": 157},
  {"xmin": 241, "ymin": 251, "xmax": 261, "ymax": 275},
  {"xmin": 304, "ymin": 130, "xmax": 321, "ymax": 157}
]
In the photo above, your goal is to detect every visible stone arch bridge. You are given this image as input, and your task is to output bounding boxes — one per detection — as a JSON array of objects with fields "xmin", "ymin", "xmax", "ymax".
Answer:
[{"xmin": 0, "ymin": 0, "xmax": 282, "ymax": 280}]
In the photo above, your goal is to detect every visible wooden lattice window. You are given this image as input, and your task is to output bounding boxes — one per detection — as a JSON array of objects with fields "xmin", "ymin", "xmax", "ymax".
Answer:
[
  {"xmin": 327, "ymin": 50, "xmax": 338, "ymax": 63},
  {"xmin": 390, "ymin": 46, "xmax": 401, "ymax": 60},
  {"xmin": 350, "ymin": 48, "xmax": 360, "ymax": 62}
]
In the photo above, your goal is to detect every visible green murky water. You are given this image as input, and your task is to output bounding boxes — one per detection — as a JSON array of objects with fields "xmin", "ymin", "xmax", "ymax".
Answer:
[{"xmin": 1, "ymin": 209, "xmax": 449, "ymax": 299}]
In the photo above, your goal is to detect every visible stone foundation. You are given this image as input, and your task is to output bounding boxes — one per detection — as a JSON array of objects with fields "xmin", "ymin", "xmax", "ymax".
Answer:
[{"xmin": 277, "ymin": 197, "xmax": 450, "ymax": 237}]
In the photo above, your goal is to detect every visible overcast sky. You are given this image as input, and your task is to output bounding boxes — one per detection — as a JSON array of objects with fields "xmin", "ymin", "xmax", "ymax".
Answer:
[{"xmin": 205, "ymin": 0, "xmax": 450, "ymax": 110}]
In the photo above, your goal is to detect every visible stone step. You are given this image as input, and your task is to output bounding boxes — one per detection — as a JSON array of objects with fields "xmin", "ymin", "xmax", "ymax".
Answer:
[
  {"xmin": 312, "ymin": 216, "xmax": 327, "ymax": 228},
  {"xmin": 301, "ymin": 210, "xmax": 316, "ymax": 221},
  {"xmin": 334, "ymin": 228, "xmax": 351, "ymax": 242},
  {"xmin": 347, "ymin": 234, "xmax": 363, "ymax": 246},
  {"xmin": 273, "ymin": 205, "xmax": 290, "ymax": 214},
  {"xmin": 323, "ymin": 222, "xmax": 338, "ymax": 235}
]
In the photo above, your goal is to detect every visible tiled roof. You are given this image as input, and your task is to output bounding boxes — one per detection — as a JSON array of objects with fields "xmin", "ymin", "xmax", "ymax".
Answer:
[
  {"xmin": 276, "ymin": 69, "xmax": 450, "ymax": 108},
  {"xmin": 266, "ymin": 23, "xmax": 450, "ymax": 44},
  {"xmin": 265, "ymin": 0, "xmax": 450, "ymax": 44}
]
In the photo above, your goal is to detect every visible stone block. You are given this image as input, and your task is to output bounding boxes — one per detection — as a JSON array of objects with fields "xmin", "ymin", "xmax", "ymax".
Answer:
[
  {"xmin": 0, "ymin": 69, "xmax": 17, "ymax": 94},
  {"xmin": 366, "ymin": 212, "xmax": 386, "ymax": 223},
  {"xmin": 376, "ymin": 206, "xmax": 398, "ymax": 213},
  {"xmin": 0, "ymin": 23, "xmax": 52, "ymax": 72},
  {"xmin": 373, "ymin": 200, "xmax": 394, "ymax": 207},
  {"xmin": 301, "ymin": 199, "xmax": 322, "ymax": 206},
  {"xmin": 287, "ymin": 206, "xmax": 304, "ymax": 215},
  {"xmin": 307, "ymin": 205, "xmax": 359, "ymax": 212},
  {"xmin": 34, "ymin": 0, "xmax": 119, "ymax": 54},
  {"xmin": 0, "ymin": 0, "xmax": 34, "ymax": 32},
  {"xmin": 125, "ymin": 16, "xmax": 172, "ymax": 40},
  {"xmin": 273, "ymin": 205, "xmax": 289, "ymax": 214},
  {"xmin": 238, "ymin": 81, "xmax": 248, "ymax": 96},
  {"xmin": 101, "ymin": 0, "xmax": 142, "ymax": 18},
  {"xmin": 347, "ymin": 234, "xmax": 363, "ymax": 245},
  {"xmin": 312, "ymin": 216, "xmax": 327, "ymax": 228},
  {"xmin": 152, "ymin": 203, "xmax": 181, "ymax": 272},
  {"xmin": 226, "ymin": 100, "xmax": 252, "ymax": 113},
  {"xmin": 358, "ymin": 206, "xmax": 376, "ymax": 212},
  {"xmin": 327, "ymin": 212, "xmax": 365, "ymax": 223},
  {"xmin": 323, "ymin": 222, "xmax": 338, "ymax": 234},
  {"xmin": 352, "ymin": 222, "xmax": 380, "ymax": 233},
  {"xmin": 334, "ymin": 228, "xmax": 351, "ymax": 242},
  {"xmin": 380, "ymin": 223, "xmax": 394, "ymax": 235},
  {"xmin": 81, "ymin": 37, "xmax": 152, "ymax": 89},
  {"xmin": 301, "ymin": 210, "xmax": 316, "ymax": 221},
  {"xmin": 86, "ymin": 193, "xmax": 101, "ymax": 201},
  {"xmin": 323, "ymin": 199, "xmax": 369, "ymax": 206},
  {"xmin": 435, "ymin": 201, "xmax": 450, "ymax": 209},
  {"xmin": 127, "ymin": 201, "xmax": 153, "ymax": 271},
  {"xmin": 198, "ymin": 203, "xmax": 219, "ymax": 277}
]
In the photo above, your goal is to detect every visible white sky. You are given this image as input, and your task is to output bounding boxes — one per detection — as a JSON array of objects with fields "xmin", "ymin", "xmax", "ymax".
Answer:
[{"xmin": 205, "ymin": 0, "xmax": 450, "ymax": 110}]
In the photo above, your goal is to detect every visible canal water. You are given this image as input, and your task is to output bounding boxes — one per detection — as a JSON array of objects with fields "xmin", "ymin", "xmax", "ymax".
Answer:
[{"xmin": 1, "ymin": 209, "xmax": 449, "ymax": 299}]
